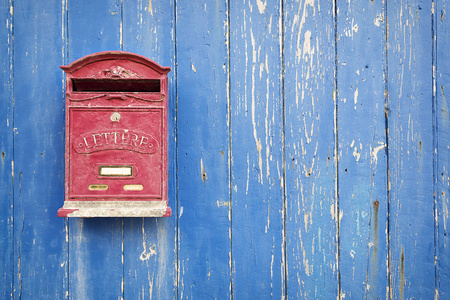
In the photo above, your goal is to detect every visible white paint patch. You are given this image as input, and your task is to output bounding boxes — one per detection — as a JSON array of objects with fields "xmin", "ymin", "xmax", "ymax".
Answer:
[
  {"xmin": 353, "ymin": 147, "xmax": 361, "ymax": 162},
  {"xmin": 265, "ymin": 56, "xmax": 270, "ymax": 180},
  {"xmin": 148, "ymin": 0, "xmax": 153, "ymax": 15},
  {"xmin": 371, "ymin": 143, "xmax": 386, "ymax": 164},
  {"xmin": 201, "ymin": 158, "xmax": 207, "ymax": 182},
  {"xmin": 295, "ymin": 0, "xmax": 316, "ymax": 63},
  {"xmin": 250, "ymin": 28, "xmax": 263, "ymax": 184},
  {"xmin": 140, "ymin": 244, "xmax": 156, "ymax": 261},
  {"xmin": 149, "ymin": 278, "xmax": 154, "ymax": 299},
  {"xmin": 303, "ymin": 250, "xmax": 311, "ymax": 276},
  {"xmin": 302, "ymin": 30, "xmax": 313, "ymax": 60},
  {"xmin": 304, "ymin": 212, "xmax": 310, "ymax": 233},
  {"xmin": 270, "ymin": 253, "xmax": 274, "ymax": 280},
  {"xmin": 344, "ymin": 19, "xmax": 359, "ymax": 37},
  {"xmin": 119, "ymin": 18, "xmax": 123, "ymax": 49},
  {"xmin": 443, "ymin": 190, "xmax": 448, "ymax": 231},
  {"xmin": 354, "ymin": 87, "xmax": 358, "ymax": 108},
  {"xmin": 216, "ymin": 200, "xmax": 230, "ymax": 207},
  {"xmin": 246, "ymin": 153, "xmax": 250, "ymax": 195},
  {"xmin": 251, "ymin": 29, "xmax": 257, "ymax": 63},
  {"xmin": 256, "ymin": 0, "xmax": 266, "ymax": 14},
  {"xmin": 353, "ymin": 23, "xmax": 358, "ymax": 34},
  {"xmin": 179, "ymin": 206, "xmax": 183, "ymax": 218},
  {"xmin": 374, "ymin": 13, "xmax": 384, "ymax": 26},
  {"xmin": 331, "ymin": 203, "xmax": 336, "ymax": 221}
]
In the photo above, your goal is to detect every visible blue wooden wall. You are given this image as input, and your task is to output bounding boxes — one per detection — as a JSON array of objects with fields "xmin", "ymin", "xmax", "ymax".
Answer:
[{"xmin": 1, "ymin": 0, "xmax": 449, "ymax": 299}]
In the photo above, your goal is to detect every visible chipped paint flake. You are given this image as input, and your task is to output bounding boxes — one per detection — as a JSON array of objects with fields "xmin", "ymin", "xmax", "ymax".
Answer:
[
  {"xmin": 216, "ymin": 200, "xmax": 230, "ymax": 207},
  {"xmin": 344, "ymin": 19, "xmax": 359, "ymax": 37},
  {"xmin": 201, "ymin": 158, "xmax": 207, "ymax": 182},
  {"xmin": 140, "ymin": 222, "xmax": 157, "ymax": 261},
  {"xmin": 371, "ymin": 143, "xmax": 386, "ymax": 164},
  {"xmin": 374, "ymin": 13, "xmax": 384, "ymax": 26},
  {"xmin": 148, "ymin": 0, "xmax": 153, "ymax": 15},
  {"xmin": 140, "ymin": 244, "xmax": 156, "ymax": 261},
  {"xmin": 256, "ymin": 0, "xmax": 266, "ymax": 14},
  {"xmin": 250, "ymin": 28, "xmax": 263, "ymax": 184},
  {"xmin": 246, "ymin": 153, "xmax": 250, "ymax": 195},
  {"xmin": 353, "ymin": 147, "xmax": 360, "ymax": 162}
]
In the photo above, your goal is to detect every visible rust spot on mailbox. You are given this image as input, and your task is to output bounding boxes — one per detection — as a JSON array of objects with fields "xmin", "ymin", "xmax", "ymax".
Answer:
[{"xmin": 58, "ymin": 51, "xmax": 172, "ymax": 218}]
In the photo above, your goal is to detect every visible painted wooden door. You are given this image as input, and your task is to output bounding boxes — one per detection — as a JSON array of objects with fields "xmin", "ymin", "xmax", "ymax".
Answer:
[{"xmin": 1, "ymin": 0, "xmax": 449, "ymax": 299}]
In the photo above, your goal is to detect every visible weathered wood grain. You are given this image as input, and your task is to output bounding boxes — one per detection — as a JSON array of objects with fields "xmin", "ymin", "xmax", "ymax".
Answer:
[
  {"xmin": 1, "ymin": 1, "xmax": 449, "ymax": 298},
  {"xmin": 284, "ymin": 0, "xmax": 338, "ymax": 298},
  {"xmin": 230, "ymin": 1, "xmax": 284, "ymax": 298},
  {"xmin": 337, "ymin": 1, "xmax": 389, "ymax": 299},
  {"xmin": 387, "ymin": 0, "xmax": 435, "ymax": 298},
  {"xmin": 13, "ymin": 0, "xmax": 67, "ymax": 298},
  {"xmin": 122, "ymin": 1, "xmax": 177, "ymax": 298},
  {"xmin": 436, "ymin": 0, "xmax": 450, "ymax": 297},
  {"xmin": 67, "ymin": 1, "xmax": 123, "ymax": 299},
  {"xmin": 176, "ymin": 1, "xmax": 231, "ymax": 298},
  {"xmin": 68, "ymin": 0, "xmax": 123, "ymax": 62},
  {"xmin": 0, "ymin": 0, "xmax": 13, "ymax": 298}
]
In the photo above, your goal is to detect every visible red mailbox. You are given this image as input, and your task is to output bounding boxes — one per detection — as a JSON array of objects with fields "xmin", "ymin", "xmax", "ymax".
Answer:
[{"xmin": 57, "ymin": 51, "xmax": 172, "ymax": 217}]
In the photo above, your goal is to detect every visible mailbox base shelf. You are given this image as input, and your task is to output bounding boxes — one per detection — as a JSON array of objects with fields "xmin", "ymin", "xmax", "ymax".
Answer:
[{"xmin": 57, "ymin": 200, "xmax": 171, "ymax": 218}]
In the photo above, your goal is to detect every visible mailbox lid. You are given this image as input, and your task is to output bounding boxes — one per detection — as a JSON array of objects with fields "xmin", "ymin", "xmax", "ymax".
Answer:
[
  {"xmin": 61, "ymin": 52, "xmax": 171, "ymax": 106},
  {"xmin": 61, "ymin": 51, "xmax": 171, "ymax": 78},
  {"xmin": 68, "ymin": 108, "xmax": 165, "ymax": 199}
]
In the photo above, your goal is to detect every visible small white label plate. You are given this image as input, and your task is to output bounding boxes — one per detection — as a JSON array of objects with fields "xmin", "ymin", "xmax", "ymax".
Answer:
[{"xmin": 99, "ymin": 166, "xmax": 133, "ymax": 177}]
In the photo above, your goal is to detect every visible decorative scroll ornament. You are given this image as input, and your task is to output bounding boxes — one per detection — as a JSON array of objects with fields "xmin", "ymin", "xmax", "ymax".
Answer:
[{"xmin": 90, "ymin": 66, "xmax": 143, "ymax": 78}]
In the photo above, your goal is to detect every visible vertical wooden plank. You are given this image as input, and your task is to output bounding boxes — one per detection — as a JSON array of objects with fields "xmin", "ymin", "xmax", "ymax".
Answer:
[
  {"xmin": 436, "ymin": 0, "xmax": 450, "ymax": 297},
  {"xmin": 284, "ymin": 1, "xmax": 338, "ymax": 298},
  {"xmin": 0, "ymin": 0, "xmax": 13, "ymax": 297},
  {"xmin": 13, "ymin": 0, "xmax": 68, "ymax": 298},
  {"xmin": 387, "ymin": 0, "xmax": 435, "ymax": 298},
  {"xmin": 230, "ymin": 1, "xmax": 284, "ymax": 298},
  {"xmin": 68, "ymin": 0, "xmax": 123, "ymax": 61},
  {"xmin": 67, "ymin": 1, "xmax": 123, "ymax": 299},
  {"xmin": 122, "ymin": 1, "xmax": 177, "ymax": 299},
  {"xmin": 337, "ymin": 1, "xmax": 389, "ymax": 299},
  {"xmin": 176, "ymin": 1, "xmax": 231, "ymax": 298}
]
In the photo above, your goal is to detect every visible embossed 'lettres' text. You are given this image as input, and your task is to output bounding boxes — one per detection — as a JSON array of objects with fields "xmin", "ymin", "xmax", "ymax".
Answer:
[{"xmin": 73, "ymin": 129, "xmax": 159, "ymax": 154}]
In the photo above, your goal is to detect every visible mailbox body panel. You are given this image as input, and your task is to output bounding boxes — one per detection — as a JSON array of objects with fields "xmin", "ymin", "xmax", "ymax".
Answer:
[
  {"xmin": 69, "ymin": 108, "xmax": 163, "ymax": 199},
  {"xmin": 58, "ymin": 51, "xmax": 171, "ymax": 217}
]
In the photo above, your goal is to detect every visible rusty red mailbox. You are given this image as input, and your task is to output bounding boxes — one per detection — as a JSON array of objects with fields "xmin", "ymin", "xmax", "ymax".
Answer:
[{"xmin": 57, "ymin": 51, "xmax": 172, "ymax": 217}]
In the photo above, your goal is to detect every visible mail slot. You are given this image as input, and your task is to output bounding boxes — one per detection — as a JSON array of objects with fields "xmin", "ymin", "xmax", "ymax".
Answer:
[{"xmin": 57, "ymin": 51, "xmax": 171, "ymax": 217}]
